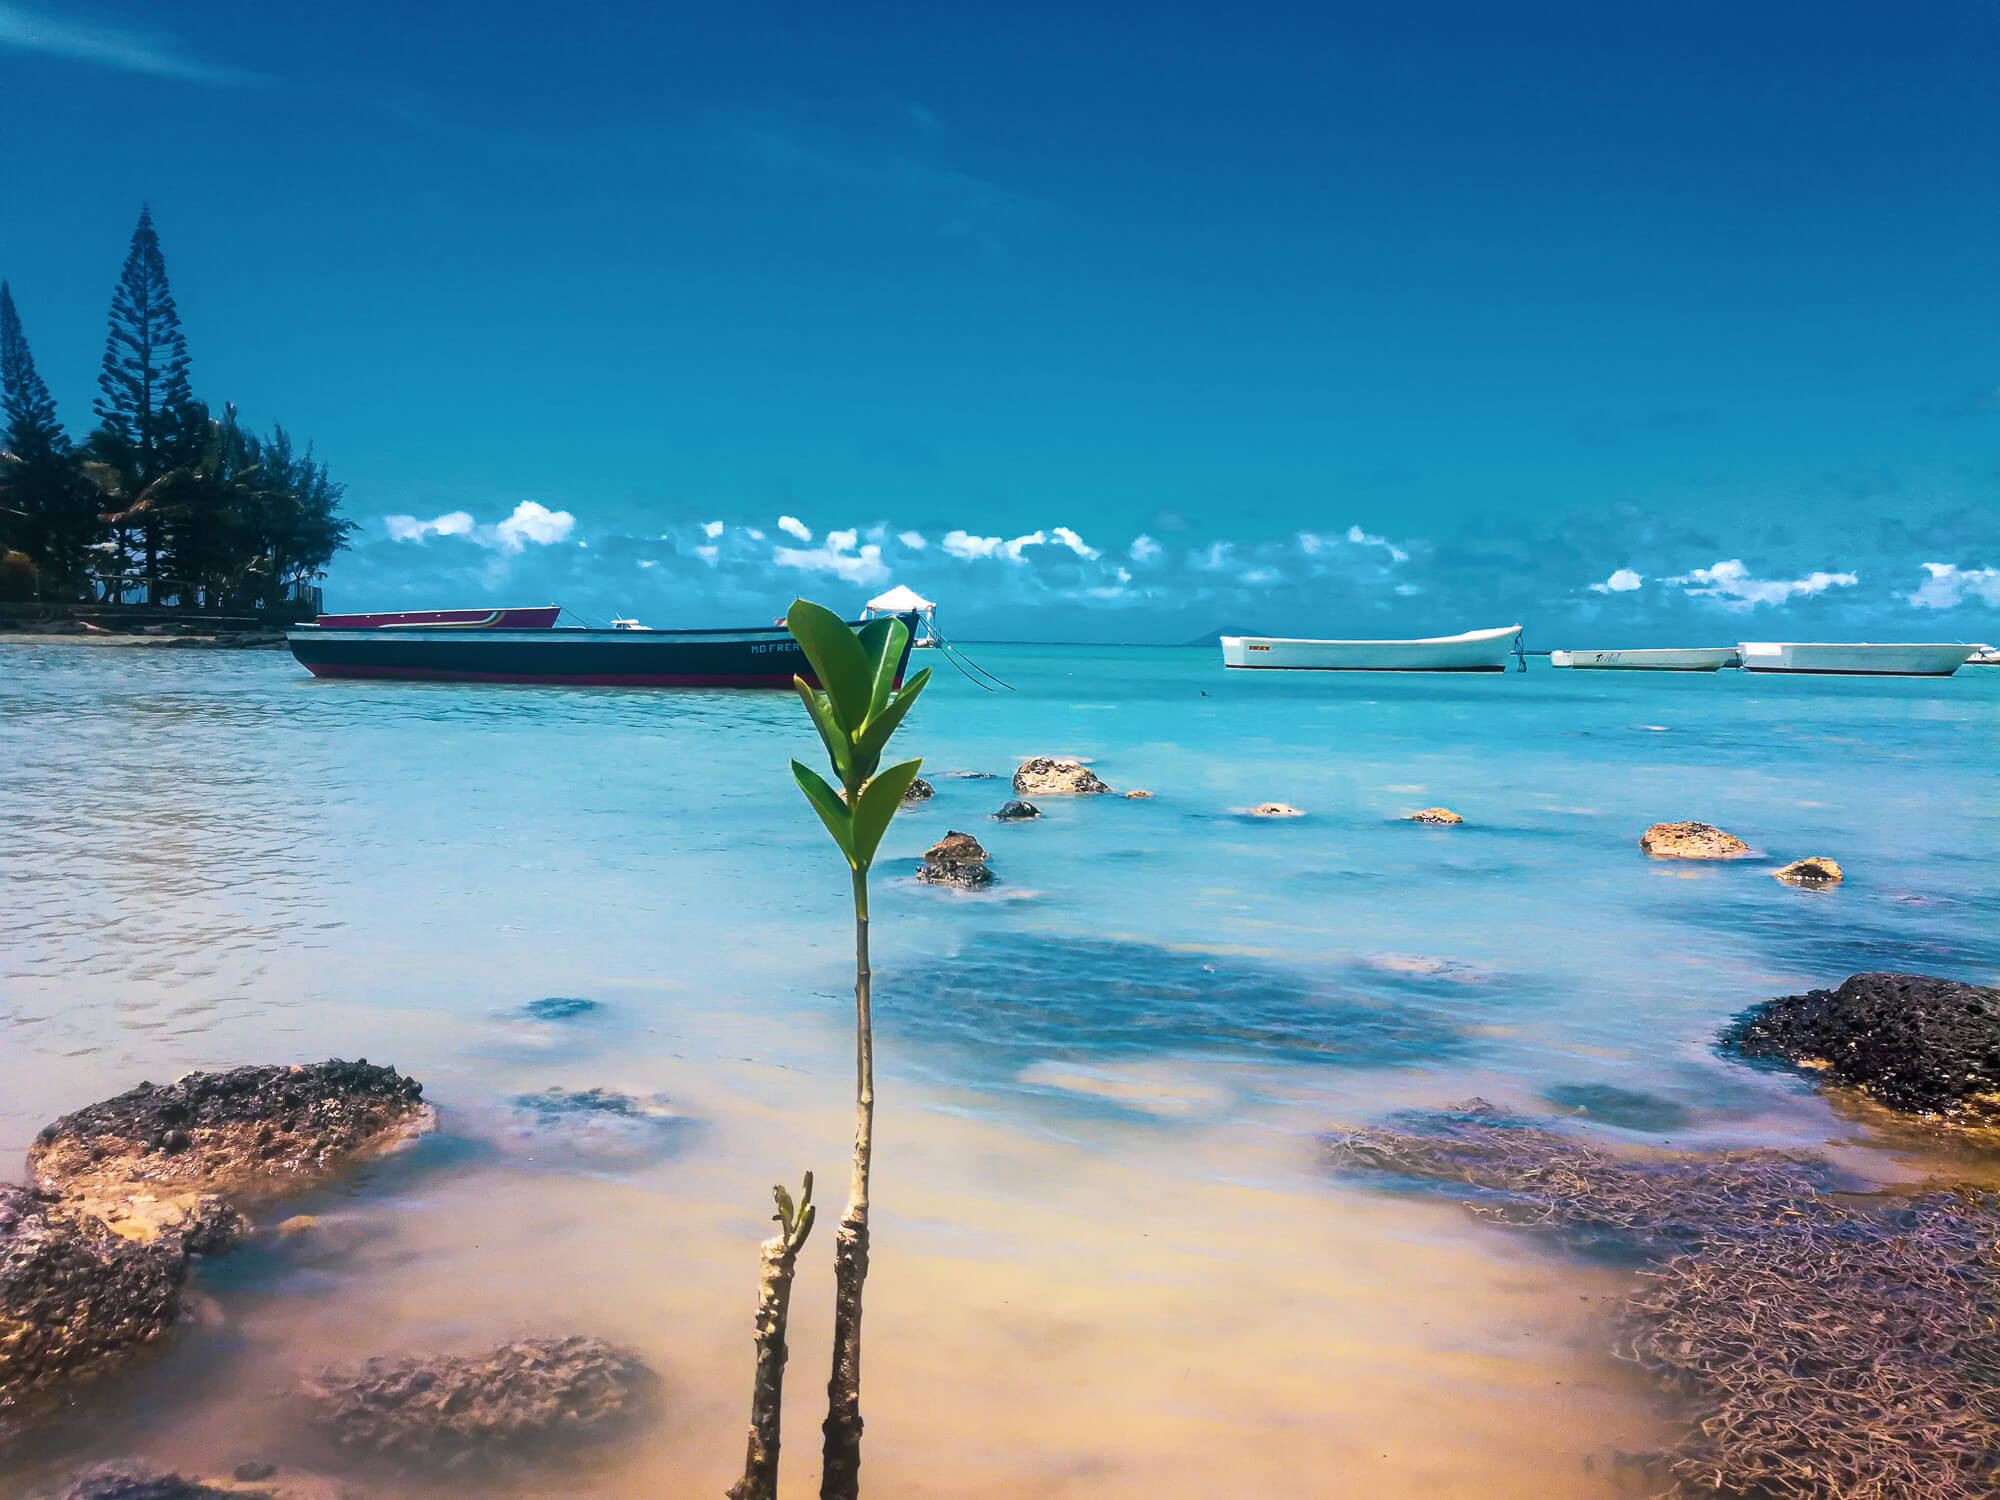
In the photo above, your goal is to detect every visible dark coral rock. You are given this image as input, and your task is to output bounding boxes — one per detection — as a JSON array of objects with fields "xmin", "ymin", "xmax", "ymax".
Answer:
[
  {"xmin": 54, "ymin": 1465, "xmax": 269, "ymax": 1500},
  {"xmin": 509, "ymin": 1088, "xmax": 672, "ymax": 1121},
  {"xmin": 900, "ymin": 777, "xmax": 935, "ymax": 804},
  {"xmin": 1721, "ymin": 972, "xmax": 2000, "ymax": 1116},
  {"xmin": 1, "ymin": 1186, "xmax": 188, "ymax": 1410},
  {"xmin": 28, "ymin": 1061, "xmax": 428, "ymax": 1247},
  {"xmin": 302, "ymin": 1337, "xmax": 655, "ymax": 1467},
  {"xmin": 916, "ymin": 831, "xmax": 993, "ymax": 888},
  {"xmin": 991, "ymin": 800, "xmax": 1040, "ymax": 821}
]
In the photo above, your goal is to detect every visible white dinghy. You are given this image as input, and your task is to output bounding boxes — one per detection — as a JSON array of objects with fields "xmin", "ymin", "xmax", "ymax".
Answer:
[
  {"xmin": 1549, "ymin": 647, "xmax": 1740, "ymax": 671},
  {"xmin": 1221, "ymin": 624, "xmax": 1522, "ymax": 673},
  {"xmin": 1737, "ymin": 641, "xmax": 1980, "ymax": 677}
]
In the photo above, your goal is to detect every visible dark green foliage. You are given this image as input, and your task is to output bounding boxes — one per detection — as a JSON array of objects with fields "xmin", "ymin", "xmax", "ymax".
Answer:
[
  {"xmin": 0, "ymin": 283, "xmax": 98, "ymax": 593},
  {"xmin": 1, "ymin": 207, "xmax": 355, "ymax": 606}
]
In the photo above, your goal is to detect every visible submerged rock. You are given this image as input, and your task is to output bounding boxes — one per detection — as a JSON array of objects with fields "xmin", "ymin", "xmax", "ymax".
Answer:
[
  {"xmin": 0, "ymin": 1185, "xmax": 187, "ymax": 1412},
  {"xmin": 524, "ymin": 997, "xmax": 600, "ymax": 1021},
  {"xmin": 29, "ymin": 1060, "xmax": 429, "ymax": 1243},
  {"xmin": 901, "ymin": 777, "xmax": 935, "ymax": 804},
  {"xmin": 1012, "ymin": 757, "xmax": 1111, "ymax": 796},
  {"xmin": 1773, "ymin": 856, "xmax": 1844, "ymax": 887},
  {"xmin": 991, "ymin": 800, "xmax": 1040, "ymax": 821},
  {"xmin": 1123, "ymin": 789, "xmax": 1153, "ymax": 799},
  {"xmin": 48, "ymin": 1461, "xmax": 355, "ymax": 1500},
  {"xmin": 1408, "ymin": 807, "xmax": 1463, "ymax": 825},
  {"xmin": 509, "ymin": 1087, "xmax": 673, "ymax": 1121},
  {"xmin": 1639, "ymin": 821, "xmax": 1750, "ymax": 859},
  {"xmin": 917, "ymin": 830, "xmax": 993, "ymax": 888},
  {"xmin": 1248, "ymin": 803, "xmax": 1304, "ymax": 818},
  {"xmin": 1721, "ymin": 971, "xmax": 2000, "ymax": 1116},
  {"xmin": 302, "ymin": 1337, "xmax": 654, "ymax": 1467}
]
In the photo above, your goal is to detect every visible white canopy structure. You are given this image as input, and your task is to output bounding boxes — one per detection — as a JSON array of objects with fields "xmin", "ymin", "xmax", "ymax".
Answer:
[
  {"xmin": 863, "ymin": 584, "xmax": 935, "ymax": 616},
  {"xmin": 863, "ymin": 584, "xmax": 938, "ymax": 645}
]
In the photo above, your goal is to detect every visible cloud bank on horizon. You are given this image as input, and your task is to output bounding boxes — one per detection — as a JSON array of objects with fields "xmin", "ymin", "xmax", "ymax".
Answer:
[{"xmin": 331, "ymin": 499, "xmax": 2000, "ymax": 643}]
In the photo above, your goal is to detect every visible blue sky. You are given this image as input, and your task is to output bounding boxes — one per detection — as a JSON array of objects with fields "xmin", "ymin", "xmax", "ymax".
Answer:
[{"xmin": 1, "ymin": 0, "xmax": 1995, "ymax": 640}]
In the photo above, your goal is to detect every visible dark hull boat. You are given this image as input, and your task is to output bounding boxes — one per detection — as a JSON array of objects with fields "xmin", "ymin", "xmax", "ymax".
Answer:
[{"xmin": 286, "ymin": 611, "xmax": 918, "ymax": 688}]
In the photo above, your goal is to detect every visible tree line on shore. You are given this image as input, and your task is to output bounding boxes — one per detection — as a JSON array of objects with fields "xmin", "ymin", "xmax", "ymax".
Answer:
[{"xmin": 0, "ymin": 206, "xmax": 354, "ymax": 609}]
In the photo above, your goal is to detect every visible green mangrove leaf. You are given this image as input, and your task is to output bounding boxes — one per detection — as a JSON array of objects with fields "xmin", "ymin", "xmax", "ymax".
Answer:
[
  {"xmin": 793, "ymin": 676, "xmax": 852, "ymax": 781},
  {"xmin": 785, "ymin": 599, "xmax": 871, "ymax": 731},
  {"xmin": 792, "ymin": 760, "xmax": 857, "ymax": 864},
  {"xmin": 850, "ymin": 758, "xmax": 924, "ymax": 869},
  {"xmin": 855, "ymin": 667, "xmax": 930, "ymax": 764},
  {"xmin": 856, "ymin": 615, "xmax": 906, "ymax": 719}
]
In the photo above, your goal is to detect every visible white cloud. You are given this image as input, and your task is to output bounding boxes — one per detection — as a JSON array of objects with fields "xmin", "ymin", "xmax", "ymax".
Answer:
[
  {"xmin": 493, "ymin": 501, "xmax": 576, "ymax": 553},
  {"xmin": 1193, "ymin": 541, "xmax": 1234, "ymax": 572},
  {"xmin": 1589, "ymin": 567, "xmax": 1644, "ymax": 594},
  {"xmin": 385, "ymin": 501, "xmax": 574, "ymax": 553},
  {"xmin": 0, "ymin": 3, "xmax": 262, "ymax": 85},
  {"xmin": 1345, "ymin": 525, "xmax": 1410, "ymax": 564},
  {"xmin": 747, "ymin": 528, "xmax": 766, "ymax": 541},
  {"xmin": 1667, "ymin": 558, "xmax": 1858, "ymax": 608},
  {"xmin": 702, "ymin": 520, "xmax": 724, "ymax": 538},
  {"xmin": 695, "ymin": 545, "xmax": 719, "ymax": 565},
  {"xmin": 1050, "ymin": 526, "xmax": 1100, "ymax": 560},
  {"xmin": 778, "ymin": 515, "xmax": 813, "ymax": 542},
  {"xmin": 385, "ymin": 510, "xmax": 475, "ymax": 543},
  {"xmin": 773, "ymin": 533, "xmax": 889, "ymax": 586},
  {"xmin": 1001, "ymin": 530, "xmax": 1047, "ymax": 560},
  {"xmin": 898, "ymin": 530, "xmax": 928, "ymax": 550},
  {"xmin": 1129, "ymin": 535, "xmax": 1161, "ymax": 563},
  {"xmin": 943, "ymin": 529, "xmax": 1003, "ymax": 560},
  {"xmin": 1906, "ymin": 562, "xmax": 2000, "ymax": 609}
]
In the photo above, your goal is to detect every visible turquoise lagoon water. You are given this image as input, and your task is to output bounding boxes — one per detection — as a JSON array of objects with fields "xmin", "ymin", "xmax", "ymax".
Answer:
[{"xmin": 2, "ymin": 641, "xmax": 1996, "ymax": 1497}]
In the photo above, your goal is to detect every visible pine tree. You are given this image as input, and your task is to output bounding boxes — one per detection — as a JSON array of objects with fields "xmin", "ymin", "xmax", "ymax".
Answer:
[
  {"xmin": 2, "ymin": 282, "xmax": 67, "ymax": 462},
  {"xmin": 95, "ymin": 205, "xmax": 195, "ymax": 455},
  {"xmin": 91, "ymin": 205, "xmax": 198, "ymax": 601}
]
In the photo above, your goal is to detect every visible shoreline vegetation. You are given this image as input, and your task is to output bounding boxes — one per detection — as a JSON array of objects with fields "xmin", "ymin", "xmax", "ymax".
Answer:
[{"xmin": 0, "ymin": 207, "xmax": 354, "ymax": 615}]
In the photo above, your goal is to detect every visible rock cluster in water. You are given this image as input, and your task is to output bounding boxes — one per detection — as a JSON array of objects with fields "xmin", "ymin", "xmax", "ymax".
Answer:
[
  {"xmin": 1638, "ymin": 820, "xmax": 1750, "ymax": 858},
  {"xmin": 1721, "ymin": 971, "xmax": 2000, "ymax": 1117},
  {"xmin": 1331, "ymin": 1100, "xmax": 2000, "ymax": 1500},
  {"xmin": 1012, "ymin": 757, "xmax": 1111, "ymax": 796},
  {"xmin": 900, "ymin": 776, "xmax": 935, "ymax": 803},
  {"xmin": 1408, "ymin": 807, "xmax": 1462, "ymax": 825},
  {"xmin": 1248, "ymin": 803, "xmax": 1304, "ymax": 818},
  {"xmin": 3, "ymin": 1060, "xmax": 429, "ymax": 1418},
  {"xmin": 301, "ymin": 1337, "xmax": 653, "ymax": 1467},
  {"xmin": 917, "ymin": 831, "xmax": 993, "ymax": 887},
  {"xmin": 1773, "ymin": 856, "xmax": 1843, "ymax": 886}
]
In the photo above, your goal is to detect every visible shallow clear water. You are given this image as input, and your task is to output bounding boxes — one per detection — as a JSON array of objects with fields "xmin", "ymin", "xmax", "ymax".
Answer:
[{"xmin": 2, "ymin": 641, "xmax": 1996, "ymax": 1496}]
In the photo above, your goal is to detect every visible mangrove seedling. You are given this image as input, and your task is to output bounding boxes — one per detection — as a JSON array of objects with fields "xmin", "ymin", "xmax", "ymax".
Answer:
[
  {"xmin": 729, "ymin": 1172, "xmax": 817, "ymax": 1500},
  {"xmin": 785, "ymin": 598, "xmax": 930, "ymax": 1500}
]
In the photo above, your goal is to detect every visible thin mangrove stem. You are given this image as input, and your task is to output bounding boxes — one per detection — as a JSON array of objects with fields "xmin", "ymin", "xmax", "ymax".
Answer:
[{"xmin": 820, "ymin": 864, "xmax": 873, "ymax": 1500}]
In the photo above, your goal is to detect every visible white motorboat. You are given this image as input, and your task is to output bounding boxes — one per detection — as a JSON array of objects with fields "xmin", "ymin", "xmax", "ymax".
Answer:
[
  {"xmin": 1970, "ymin": 644, "xmax": 1999, "ymax": 666},
  {"xmin": 1737, "ymin": 641, "xmax": 1980, "ymax": 677},
  {"xmin": 1549, "ymin": 647, "xmax": 1740, "ymax": 672},
  {"xmin": 1221, "ymin": 624, "xmax": 1522, "ymax": 673}
]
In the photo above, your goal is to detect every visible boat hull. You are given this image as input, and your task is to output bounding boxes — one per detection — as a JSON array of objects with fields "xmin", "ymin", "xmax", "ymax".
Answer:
[
  {"xmin": 286, "ymin": 615, "xmax": 916, "ymax": 689},
  {"xmin": 1549, "ymin": 647, "xmax": 1740, "ymax": 671},
  {"xmin": 315, "ymin": 606, "xmax": 561, "ymax": 629},
  {"xmin": 1221, "ymin": 625, "xmax": 1522, "ymax": 672},
  {"xmin": 1737, "ymin": 642, "xmax": 1977, "ymax": 677}
]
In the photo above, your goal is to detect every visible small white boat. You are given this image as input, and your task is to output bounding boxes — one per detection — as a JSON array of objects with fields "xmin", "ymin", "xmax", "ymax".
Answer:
[
  {"xmin": 1970, "ymin": 644, "xmax": 1999, "ymax": 666},
  {"xmin": 1549, "ymin": 647, "xmax": 1740, "ymax": 672},
  {"xmin": 1221, "ymin": 624, "xmax": 1522, "ymax": 673},
  {"xmin": 1737, "ymin": 641, "xmax": 1980, "ymax": 677}
]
